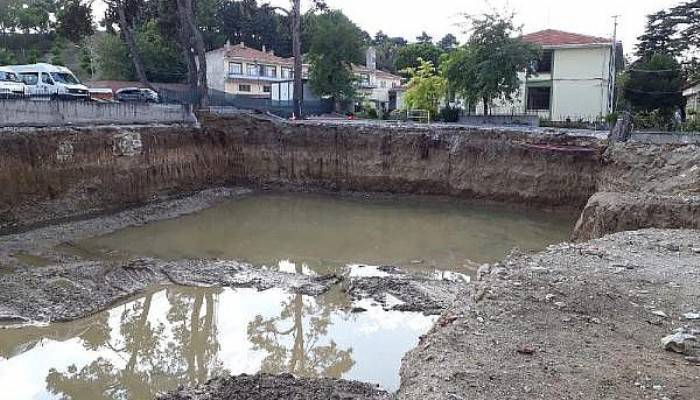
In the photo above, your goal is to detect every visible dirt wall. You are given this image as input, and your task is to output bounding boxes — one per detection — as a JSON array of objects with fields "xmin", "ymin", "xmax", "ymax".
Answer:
[{"xmin": 0, "ymin": 115, "xmax": 602, "ymax": 233}]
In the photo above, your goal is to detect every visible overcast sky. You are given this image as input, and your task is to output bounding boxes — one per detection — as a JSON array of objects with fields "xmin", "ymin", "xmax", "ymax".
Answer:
[{"xmin": 95, "ymin": 0, "xmax": 683, "ymax": 55}]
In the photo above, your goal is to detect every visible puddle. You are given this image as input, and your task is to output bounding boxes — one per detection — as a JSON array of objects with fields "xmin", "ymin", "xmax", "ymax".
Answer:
[
  {"xmin": 74, "ymin": 193, "xmax": 574, "ymax": 276},
  {"xmin": 0, "ymin": 286, "xmax": 436, "ymax": 399}
]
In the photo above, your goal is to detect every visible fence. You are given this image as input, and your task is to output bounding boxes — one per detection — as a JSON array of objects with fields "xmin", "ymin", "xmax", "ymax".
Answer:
[{"xmin": 159, "ymin": 88, "xmax": 334, "ymax": 118}]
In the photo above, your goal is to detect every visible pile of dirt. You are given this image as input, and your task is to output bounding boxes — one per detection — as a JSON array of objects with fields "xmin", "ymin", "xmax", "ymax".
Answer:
[
  {"xmin": 398, "ymin": 229, "xmax": 700, "ymax": 399},
  {"xmin": 156, "ymin": 373, "xmax": 392, "ymax": 400}
]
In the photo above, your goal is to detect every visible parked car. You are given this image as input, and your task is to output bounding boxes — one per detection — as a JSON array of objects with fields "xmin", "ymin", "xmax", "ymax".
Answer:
[
  {"xmin": 115, "ymin": 87, "xmax": 160, "ymax": 103},
  {"xmin": 0, "ymin": 67, "xmax": 29, "ymax": 99},
  {"xmin": 10, "ymin": 63, "xmax": 89, "ymax": 100}
]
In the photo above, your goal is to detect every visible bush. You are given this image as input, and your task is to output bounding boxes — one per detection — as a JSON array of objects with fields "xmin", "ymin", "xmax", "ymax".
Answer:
[{"xmin": 439, "ymin": 106, "xmax": 460, "ymax": 122}]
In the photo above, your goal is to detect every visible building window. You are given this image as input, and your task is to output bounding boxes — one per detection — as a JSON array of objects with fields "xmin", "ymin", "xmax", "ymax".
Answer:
[
  {"xmin": 239, "ymin": 84, "xmax": 252, "ymax": 92},
  {"xmin": 527, "ymin": 86, "xmax": 551, "ymax": 110},
  {"xmin": 246, "ymin": 64, "xmax": 260, "ymax": 76},
  {"xmin": 262, "ymin": 65, "xmax": 277, "ymax": 78},
  {"xmin": 359, "ymin": 73, "xmax": 371, "ymax": 86},
  {"xmin": 228, "ymin": 62, "xmax": 242, "ymax": 75},
  {"xmin": 380, "ymin": 80, "xmax": 386, "ymax": 88},
  {"xmin": 534, "ymin": 50, "xmax": 553, "ymax": 74},
  {"xmin": 263, "ymin": 86, "xmax": 272, "ymax": 93},
  {"xmin": 281, "ymin": 68, "xmax": 293, "ymax": 79}
]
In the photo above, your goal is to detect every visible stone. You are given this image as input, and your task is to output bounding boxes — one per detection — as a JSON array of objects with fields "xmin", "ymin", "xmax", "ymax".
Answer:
[
  {"xmin": 661, "ymin": 332, "xmax": 697, "ymax": 353},
  {"xmin": 651, "ymin": 310, "xmax": 669, "ymax": 319},
  {"xmin": 682, "ymin": 312, "xmax": 700, "ymax": 320}
]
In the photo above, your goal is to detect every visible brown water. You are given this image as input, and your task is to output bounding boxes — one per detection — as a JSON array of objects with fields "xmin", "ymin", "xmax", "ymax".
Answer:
[
  {"xmin": 0, "ymin": 193, "xmax": 575, "ymax": 399},
  {"xmin": 76, "ymin": 193, "xmax": 575, "ymax": 275}
]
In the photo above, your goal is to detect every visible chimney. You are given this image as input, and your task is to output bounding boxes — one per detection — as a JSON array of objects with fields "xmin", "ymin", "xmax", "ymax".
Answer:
[
  {"xmin": 269, "ymin": 49, "xmax": 275, "ymax": 56},
  {"xmin": 225, "ymin": 40, "xmax": 231, "ymax": 52},
  {"xmin": 366, "ymin": 46, "xmax": 377, "ymax": 70},
  {"xmin": 240, "ymin": 42, "xmax": 246, "ymax": 48},
  {"xmin": 262, "ymin": 45, "xmax": 266, "ymax": 53}
]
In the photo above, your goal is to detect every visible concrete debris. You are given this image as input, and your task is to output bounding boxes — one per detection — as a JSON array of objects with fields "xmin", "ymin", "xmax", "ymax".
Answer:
[{"xmin": 661, "ymin": 331, "xmax": 697, "ymax": 354}]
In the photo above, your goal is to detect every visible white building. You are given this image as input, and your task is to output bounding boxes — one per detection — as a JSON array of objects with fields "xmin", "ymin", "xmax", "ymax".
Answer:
[
  {"xmin": 353, "ymin": 47, "xmax": 403, "ymax": 111},
  {"xmin": 489, "ymin": 29, "xmax": 618, "ymax": 122}
]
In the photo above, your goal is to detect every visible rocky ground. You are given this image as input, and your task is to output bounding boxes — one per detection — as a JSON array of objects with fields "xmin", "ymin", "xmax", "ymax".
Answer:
[
  {"xmin": 398, "ymin": 229, "xmax": 700, "ymax": 400},
  {"xmin": 156, "ymin": 373, "xmax": 392, "ymax": 400}
]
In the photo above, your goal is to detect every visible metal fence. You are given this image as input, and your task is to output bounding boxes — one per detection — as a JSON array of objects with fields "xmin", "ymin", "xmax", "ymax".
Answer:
[{"xmin": 159, "ymin": 88, "xmax": 334, "ymax": 118}]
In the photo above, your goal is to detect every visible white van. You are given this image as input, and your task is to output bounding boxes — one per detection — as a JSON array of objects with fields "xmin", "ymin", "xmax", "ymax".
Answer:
[
  {"xmin": 10, "ymin": 63, "xmax": 89, "ymax": 100},
  {"xmin": 0, "ymin": 66, "xmax": 29, "ymax": 98}
]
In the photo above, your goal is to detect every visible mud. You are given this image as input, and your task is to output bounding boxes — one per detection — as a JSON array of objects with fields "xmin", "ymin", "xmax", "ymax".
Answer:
[
  {"xmin": 156, "ymin": 373, "xmax": 391, "ymax": 400},
  {"xmin": 398, "ymin": 229, "xmax": 700, "ymax": 399},
  {"xmin": 0, "ymin": 258, "xmax": 465, "ymax": 324}
]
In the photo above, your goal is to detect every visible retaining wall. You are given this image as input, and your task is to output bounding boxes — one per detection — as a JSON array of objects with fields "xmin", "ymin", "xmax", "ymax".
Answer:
[{"xmin": 0, "ymin": 100, "xmax": 197, "ymax": 127}]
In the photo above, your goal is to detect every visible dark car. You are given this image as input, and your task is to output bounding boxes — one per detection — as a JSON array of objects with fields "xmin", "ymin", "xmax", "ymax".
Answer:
[{"xmin": 115, "ymin": 87, "xmax": 160, "ymax": 103}]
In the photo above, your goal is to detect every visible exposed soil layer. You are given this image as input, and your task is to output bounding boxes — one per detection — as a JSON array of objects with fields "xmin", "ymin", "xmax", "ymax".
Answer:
[
  {"xmin": 573, "ymin": 142, "xmax": 700, "ymax": 240},
  {"xmin": 156, "ymin": 373, "xmax": 391, "ymax": 400},
  {"xmin": 398, "ymin": 229, "xmax": 700, "ymax": 400},
  {"xmin": 0, "ymin": 116, "xmax": 602, "ymax": 234}
]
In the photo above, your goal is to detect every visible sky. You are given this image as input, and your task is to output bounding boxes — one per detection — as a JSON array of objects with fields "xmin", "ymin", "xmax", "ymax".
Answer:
[{"xmin": 94, "ymin": 0, "xmax": 684, "ymax": 55}]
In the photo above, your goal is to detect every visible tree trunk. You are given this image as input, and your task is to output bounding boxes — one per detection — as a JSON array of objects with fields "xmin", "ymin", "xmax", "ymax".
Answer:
[
  {"xmin": 116, "ymin": 1, "xmax": 154, "ymax": 91},
  {"xmin": 292, "ymin": 0, "xmax": 303, "ymax": 119},
  {"xmin": 177, "ymin": 0, "xmax": 198, "ymax": 96},
  {"xmin": 482, "ymin": 96, "xmax": 489, "ymax": 116},
  {"xmin": 177, "ymin": 0, "xmax": 208, "ymax": 107}
]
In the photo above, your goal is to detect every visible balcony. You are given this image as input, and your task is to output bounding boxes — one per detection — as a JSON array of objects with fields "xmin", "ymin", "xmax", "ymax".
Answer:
[{"xmin": 227, "ymin": 72, "xmax": 291, "ymax": 82}]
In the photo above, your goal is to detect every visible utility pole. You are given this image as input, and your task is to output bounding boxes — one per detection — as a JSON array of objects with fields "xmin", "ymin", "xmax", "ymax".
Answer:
[{"xmin": 608, "ymin": 15, "xmax": 619, "ymax": 115}]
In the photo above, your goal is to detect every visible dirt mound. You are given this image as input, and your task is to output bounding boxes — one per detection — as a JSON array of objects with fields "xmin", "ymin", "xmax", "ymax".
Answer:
[
  {"xmin": 398, "ymin": 229, "xmax": 700, "ymax": 399},
  {"xmin": 156, "ymin": 374, "xmax": 391, "ymax": 400}
]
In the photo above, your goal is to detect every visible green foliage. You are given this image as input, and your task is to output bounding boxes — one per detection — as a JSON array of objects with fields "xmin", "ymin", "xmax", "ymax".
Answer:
[
  {"xmin": 437, "ymin": 34, "xmax": 459, "ymax": 52},
  {"xmin": 307, "ymin": 10, "xmax": 363, "ymax": 100},
  {"xmin": 56, "ymin": 0, "xmax": 94, "ymax": 43},
  {"xmin": 0, "ymin": 48, "xmax": 17, "ymax": 64},
  {"xmin": 637, "ymin": 0, "xmax": 700, "ymax": 64},
  {"xmin": 94, "ymin": 32, "xmax": 135, "ymax": 80},
  {"xmin": 371, "ymin": 31, "xmax": 407, "ymax": 73},
  {"xmin": 402, "ymin": 59, "xmax": 446, "ymax": 119},
  {"xmin": 395, "ymin": 42, "xmax": 444, "ymax": 75},
  {"xmin": 439, "ymin": 105, "xmax": 460, "ymax": 122},
  {"xmin": 442, "ymin": 12, "xmax": 539, "ymax": 114},
  {"xmin": 27, "ymin": 48, "xmax": 41, "ymax": 63},
  {"xmin": 136, "ymin": 20, "xmax": 187, "ymax": 83},
  {"xmin": 50, "ymin": 36, "xmax": 67, "ymax": 65},
  {"xmin": 78, "ymin": 41, "xmax": 94, "ymax": 77},
  {"xmin": 622, "ymin": 53, "xmax": 684, "ymax": 123},
  {"xmin": 416, "ymin": 31, "xmax": 433, "ymax": 44}
]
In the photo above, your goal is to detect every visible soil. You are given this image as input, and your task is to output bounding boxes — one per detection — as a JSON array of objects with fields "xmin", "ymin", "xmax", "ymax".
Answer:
[
  {"xmin": 155, "ymin": 373, "xmax": 392, "ymax": 400},
  {"xmin": 398, "ymin": 228, "xmax": 700, "ymax": 400}
]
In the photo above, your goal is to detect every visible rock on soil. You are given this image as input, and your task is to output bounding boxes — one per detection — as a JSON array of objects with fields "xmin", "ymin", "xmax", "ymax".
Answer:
[
  {"xmin": 398, "ymin": 229, "xmax": 700, "ymax": 400},
  {"xmin": 156, "ymin": 373, "xmax": 392, "ymax": 400}
]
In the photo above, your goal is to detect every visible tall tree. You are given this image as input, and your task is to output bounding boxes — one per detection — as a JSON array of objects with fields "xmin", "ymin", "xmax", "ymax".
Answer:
[
  {"xmin": 175, "ymin": 0, "xmax": 208, "ymax": 106},
  {"xmin": 306, "ymin": 10, "xmax": 363, "ymax": 101},
  {"xmin": 395, "ymin": 42, "xmax": 443, "ymax": 75},
  {"xmin": 371, "ymin": 31, "xmax": 407, "ymax": 72},
  {"xmin": 56, "ymin": 0, "xmax": 94, "ymax": 42},
  {"xmin": 437, "ymin": 33, "xmax": 459, "ymax": 52},
  {"xmin": 622, "ymin": 53, "xmax": 685, "ymax": 122},
  {"xmin": 104, "ymin": 0, "xmax": 154, "ymax": 89},
  {"xmin": 443, "ymin": 12, "xmax": 539, "ymax": 115},
  {"xmin": 416, "ymin": 31, "xmax": 433, "ymax": 43},
  {"xmin": 402, "ymin": 58, "xmax": 446, "ymax": 119}
]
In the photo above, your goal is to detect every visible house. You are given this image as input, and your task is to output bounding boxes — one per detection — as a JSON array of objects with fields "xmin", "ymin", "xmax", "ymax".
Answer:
[
  {"xmin": 684, "ymin": 81, "xmax": 700, "ymax": 120},
  {"xmin": 353, "ymin": 47, "xmax": 403, "ymax": 111},
  {"xmin": 206, "ymin": 41, "xmax": 297, "ymax": 98},
  {"xmin": 488, "ymin": 29, "xmax": 619, "ymax": 122}
]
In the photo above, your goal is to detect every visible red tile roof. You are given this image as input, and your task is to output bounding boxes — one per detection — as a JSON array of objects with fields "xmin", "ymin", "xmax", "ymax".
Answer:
[
  {"xmin": 521, "ymin": 29, "xmax": 611, "ymax": 47},
  {"xmin": 223, "ymin": 43, "xmax": 294, "ymax": 65}
]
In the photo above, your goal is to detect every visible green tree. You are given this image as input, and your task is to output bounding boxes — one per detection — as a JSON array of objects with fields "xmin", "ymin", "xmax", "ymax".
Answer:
[
  {"xmin": 395, "ymin": 42, "xmax": 443, "ymax": 75},
  {"xmin": 50, "ymin": 36, "xmax": 67, "ymax": 65},
  {"xmin": 136, "ymin": 20, "xmax": 187, "ymax": 83},
  {"xmin": 416, "ymin": 31, "xmax": 433, "ymax": 43},
  {"xmin": 0, "ymin": 48, "xmax": 17, "ymax": 64},
  {"xmin": 402, "ymin": 58, "xmax": 446, "ymax": 119},
  {"xmin": 56, "ymin": 0, "xmax": 94, "ymax": 43},
  {"xmin": 437, "ymin": 33, "xmax": 459, "ymax": 52},
  {"xmin": 27, "ymin": 48, "xmax": 41, "ymax": 63},
  {"xmin": 443, "ymin": 12, "xmax": 539, "ymax": 115},
  {"xmin": 622, "ymin": 53, "xmax": 685, "ymax": 124},
  {"xmin": 307, "ymin": 10, "xmax": 363, "ymax": 101},
  {"xmin": 371, "ymin": 31, "xmax": 407, "ymax": 73},
  {"xmin": 94, "ymin": 32, "xmax": 135, "ymax": 80}
]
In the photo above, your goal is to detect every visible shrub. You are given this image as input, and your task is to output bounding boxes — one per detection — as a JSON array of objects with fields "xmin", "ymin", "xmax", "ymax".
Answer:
[{"xmin": 439, "ymin": 105, "xmax": 460, "ymax": 122}]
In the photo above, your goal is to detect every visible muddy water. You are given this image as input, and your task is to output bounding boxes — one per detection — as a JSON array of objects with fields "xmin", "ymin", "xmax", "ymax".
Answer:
[{"xmin": 76, "ymin": 193, "xmax": 575, "ymax": 275}]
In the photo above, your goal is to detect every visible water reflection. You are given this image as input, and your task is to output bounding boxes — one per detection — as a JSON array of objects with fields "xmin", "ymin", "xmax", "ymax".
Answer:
[{"xmin": 0, "ymin": 286, "xmax": 435, "ymax": 399}]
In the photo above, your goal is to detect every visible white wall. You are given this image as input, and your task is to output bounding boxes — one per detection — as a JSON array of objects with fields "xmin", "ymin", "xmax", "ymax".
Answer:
[{"xmin": 551, "ymin": 46, "xmax": 611, "ymax": 121}]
